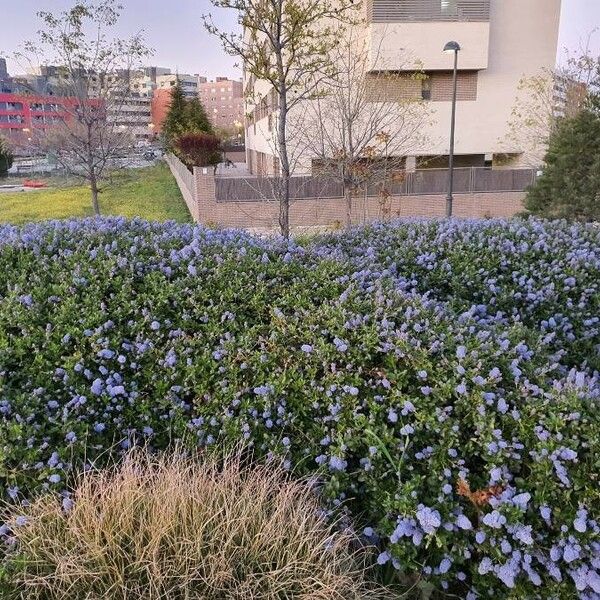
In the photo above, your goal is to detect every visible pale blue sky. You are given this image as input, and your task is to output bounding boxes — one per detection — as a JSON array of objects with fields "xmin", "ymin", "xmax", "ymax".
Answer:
[{"xmin": 3, "ymin": 0, "xmax": 599, "ymax": 79}]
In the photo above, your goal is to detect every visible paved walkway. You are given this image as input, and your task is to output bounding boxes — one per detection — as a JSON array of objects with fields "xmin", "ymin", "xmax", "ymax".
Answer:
[{"xmin": 215, "ymin": 162, "xmax": 252, "ymax": 178}]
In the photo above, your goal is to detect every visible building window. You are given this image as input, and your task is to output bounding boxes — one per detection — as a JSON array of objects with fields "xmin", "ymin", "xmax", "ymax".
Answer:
[
  {"xmin": 429, "ymin": 71, "xmax": 478, "ymax": 101},
  {"xmin": 421, "ymin": 76, "xmax": 432, "ymax": 100},
  {"xmin": 0, "ymin": 114, "xmax": 25, "ymax": 123},
  {"xmin": 441, "ymin": 0, "xmax": 457, "ymax": 15}
]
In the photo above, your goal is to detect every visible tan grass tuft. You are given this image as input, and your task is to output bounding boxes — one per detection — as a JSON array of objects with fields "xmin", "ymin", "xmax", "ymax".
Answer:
[{"xmin": 3, "ymin": 450, "xmax": 392, "ymax": 599}]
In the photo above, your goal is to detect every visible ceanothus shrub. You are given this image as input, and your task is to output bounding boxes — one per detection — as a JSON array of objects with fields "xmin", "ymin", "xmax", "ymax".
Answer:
[
  {"xmin": 0, "ymin": 217, "xmax": 598, "ymax": 599},
  {"xmin": 311, "ymin": 218, "xmax": 600, "ymax": 371}
]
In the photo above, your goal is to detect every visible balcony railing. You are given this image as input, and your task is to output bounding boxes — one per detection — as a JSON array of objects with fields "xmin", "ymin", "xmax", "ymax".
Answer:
[{"xmin": 369, "ymin": 0, "xmax": 490, "ymax": 23}]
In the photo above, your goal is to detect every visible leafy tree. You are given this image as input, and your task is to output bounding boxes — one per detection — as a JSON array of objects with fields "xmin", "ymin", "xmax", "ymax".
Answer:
[
  {"xmin": 0, "ymin": 136, "xmax": 13, "ymax": 177},
  {"xmin": 162, "ymin": 79, "xmax": 189, "ymax": 150},
  {"xmin": 525, "ymin": 108, "xmax": 600, "ymax": 221},
  {"xmin": 162, "ymin": 81, "xmax": 214, "ymax": 150},
  {"xmin": 203, "ymin": 0, "xmax": 359, "ymax": 238},
  {"xmin": 174, "ymin": 133, "xmax": 222, "ymax": 170},
  {"xmin": 16, "ymin": 0, "xmax": 151, "ymax": 215}
]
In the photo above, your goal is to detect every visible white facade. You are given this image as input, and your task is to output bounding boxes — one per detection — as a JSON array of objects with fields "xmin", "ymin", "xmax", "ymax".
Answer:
[{"xmin": 245, "ymin": 0, "xmax": 562, "ymax": 175}]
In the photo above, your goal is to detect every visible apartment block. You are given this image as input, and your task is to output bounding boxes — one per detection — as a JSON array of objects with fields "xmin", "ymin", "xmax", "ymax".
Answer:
[
  {"xmin": 554, "ymin": 74, "xmax": 588, "ymax": 119},
  {"xmin": 245, "ymin": 0, "xmax": 562, "ymax": 174},
  {"xmin": 0, "ymin": 92, "xmax": 100, "ymax": 145},
  {"xmin": 198, "ymin": 77, "xmax": 244, "ymax": 131},
  {"xmin": 108, "ymin": 94, "xmax": 154, "ymax": 141},
  {"xmin": 156, "ymin": 73, "xmax": 202, "ymax": 98}
]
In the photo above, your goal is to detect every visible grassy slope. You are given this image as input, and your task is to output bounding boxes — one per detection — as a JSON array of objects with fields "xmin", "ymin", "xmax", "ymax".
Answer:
[{"xmin": 0, "ymin": 162, "xmax": 192, "ymax": 225}]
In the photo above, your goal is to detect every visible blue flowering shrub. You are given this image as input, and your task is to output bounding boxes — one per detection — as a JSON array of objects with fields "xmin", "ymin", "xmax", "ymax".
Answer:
[
  {"xmin": 0, "ymin": 217, "xmax": 598, "ymax": 599},
  {"xmin": 311, "ymin": 219, "xmax": 600, "ymax": 371}
]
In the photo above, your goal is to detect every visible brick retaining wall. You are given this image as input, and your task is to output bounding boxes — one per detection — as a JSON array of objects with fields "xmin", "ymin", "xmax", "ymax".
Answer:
[
  {"xmin": 165, "ymin": 154, "xmax": 526, "ymax": 230},
  {"xmin": 164, "ymin": 154, "xmax": 200, "ymax": 221}
]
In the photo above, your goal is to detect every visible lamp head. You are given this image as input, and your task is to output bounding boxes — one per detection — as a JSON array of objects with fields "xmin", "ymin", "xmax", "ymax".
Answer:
[{"xmin": 444, "ymin": 41, "xmax": 461, "ymax": 54}]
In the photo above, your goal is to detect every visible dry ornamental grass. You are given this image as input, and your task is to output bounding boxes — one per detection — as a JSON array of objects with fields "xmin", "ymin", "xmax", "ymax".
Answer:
[{"xmin": 3, "ymin": 451, "xmax": 391, "ymax": 600}]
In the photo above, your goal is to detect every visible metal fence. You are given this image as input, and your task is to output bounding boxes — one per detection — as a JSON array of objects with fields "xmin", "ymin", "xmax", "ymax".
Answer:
[{"xmin": 214, "ymin": 167, "xmax": 536, "ymax": 203}]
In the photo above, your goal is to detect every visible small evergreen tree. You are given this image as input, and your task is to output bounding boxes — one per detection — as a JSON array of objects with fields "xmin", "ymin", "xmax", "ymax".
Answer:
[
  {"xmin": 525, "ymin": 109, "xmax": 600, "ymax": 221},
  {"xmin": 0, "ymin": 136, "xmax": 13, "ymax": 177},
  {"xmin": 185, "ymin": 97, "xmax": 214, "ymax": 135},
  {"xmin": 161, "ymin": 79, "xmax": 188, "ymax": 149},
  {"xmin": 162, "ymin": 79, "xmax": 215, "ymax": 150}
]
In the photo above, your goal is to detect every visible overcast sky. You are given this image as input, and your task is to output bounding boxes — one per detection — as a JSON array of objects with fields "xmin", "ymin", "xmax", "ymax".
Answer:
[{"xmin": 2, "ymin": 0, "xmax": 599, "ymax": 80}]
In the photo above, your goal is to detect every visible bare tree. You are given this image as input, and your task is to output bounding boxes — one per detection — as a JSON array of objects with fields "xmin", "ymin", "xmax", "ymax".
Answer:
[
  {"xmin": 203, "ymin": 0, "xmax": 358, "ymax": 238},
  {"xmin": 299, "ymin": 30, "xmax": 431, "ymax": 227},
  {"xmin": 15, "ymin": 1, "xmax": 151, "ymax": 215},
  {"xmin": 504, "ymin": 34, "xmax": 598, "ymax": 167}
]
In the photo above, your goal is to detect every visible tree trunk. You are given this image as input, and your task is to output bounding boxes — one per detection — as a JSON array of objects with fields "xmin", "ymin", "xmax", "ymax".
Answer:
[
  {"xmin": 277, "ymin": 98, "xmax": 291, "ymax": 239},
  {"xmin": 87, "ymin": 123, "xmax": 100, "ymax": 216},
  {"xmin": 344, "ymin": 185, "xmax": 352, "ymax": 228},
  {"xmin": 90, "ymin": 175, "xmax": 100, "ymax": 216},
  {"xmin": 274, "ymin": 34, "xmax": 291, "ymax": 240}
]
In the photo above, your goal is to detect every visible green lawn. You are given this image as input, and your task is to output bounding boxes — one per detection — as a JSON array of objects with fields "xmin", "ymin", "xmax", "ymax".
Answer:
[{"xmin": 0, "ymin": 162, "xmax": 192, "ymax": 225}]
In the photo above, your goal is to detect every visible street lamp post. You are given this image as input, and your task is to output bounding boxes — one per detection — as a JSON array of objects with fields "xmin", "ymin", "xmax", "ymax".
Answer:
[{"xmin": 443, "ymin": 41, "xmax": 460, "ymax": 218}]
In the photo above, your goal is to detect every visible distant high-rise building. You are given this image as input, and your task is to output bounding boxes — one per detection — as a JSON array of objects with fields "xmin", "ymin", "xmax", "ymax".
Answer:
[
  {"xmin": 144, "ymin": 66, "xmax": 172, "ymax": 82},
  {"xmin": 0, "ymin": 92, "xmax": 102, "ymax": 145},
  {"xmin": 107, "ymin": 94, "xmax": 154, "ymax": 141},
  {"xmin": 198, "ymin": 77, "xmax": 244, "ymax": 131},
  {"xmin": 553, "ymin": 73, "xmax": 588, "ymax": 119},
  {"xmin": 155, "ymin": 73, "xmax": 199, "ymax": 98}
]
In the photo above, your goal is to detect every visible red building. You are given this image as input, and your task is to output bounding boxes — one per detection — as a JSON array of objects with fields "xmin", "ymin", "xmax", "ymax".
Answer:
[
  {"xmin": 151, "ymin": 88, "xmax": 172, "ymax": 134},
  {"xmin": 0, "ymin": 93, "xmax": 100, "ymax": 146}
]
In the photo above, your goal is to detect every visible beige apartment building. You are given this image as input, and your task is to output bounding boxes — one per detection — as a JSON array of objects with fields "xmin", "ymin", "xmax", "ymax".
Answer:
[
  {"xmin": 107, "ymin": 94, "xmax": 154, "ymax": 141},
  {"xmin": 156, "ymin": 73, "xmax": 202, "ymax": 99},
  {"xmin": 244, "ymin": 0, "xmax": 562, "ymax": 175}
]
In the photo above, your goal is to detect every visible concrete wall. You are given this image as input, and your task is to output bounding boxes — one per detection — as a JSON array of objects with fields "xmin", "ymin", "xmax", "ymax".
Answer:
[
  {"xmin": 166, "ymin": 154, "xmax": 525, "ymax": 231},
  {"xmin": 371, "ymin": 22, "xmax": 490, "ymax": 71},
  {"xmin": 164, "ymin": 154, "xmax": 200, "ymax": 221}
]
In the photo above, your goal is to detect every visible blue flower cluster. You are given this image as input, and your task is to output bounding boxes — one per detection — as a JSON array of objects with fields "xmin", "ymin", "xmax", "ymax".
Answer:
[
  {"xmin": 312, "ymin": 218, "xmax": 600, "ymax": 371},
  {"xmin": 0, "ymin": 217, "xmax": 598, "ymax": 599}
]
